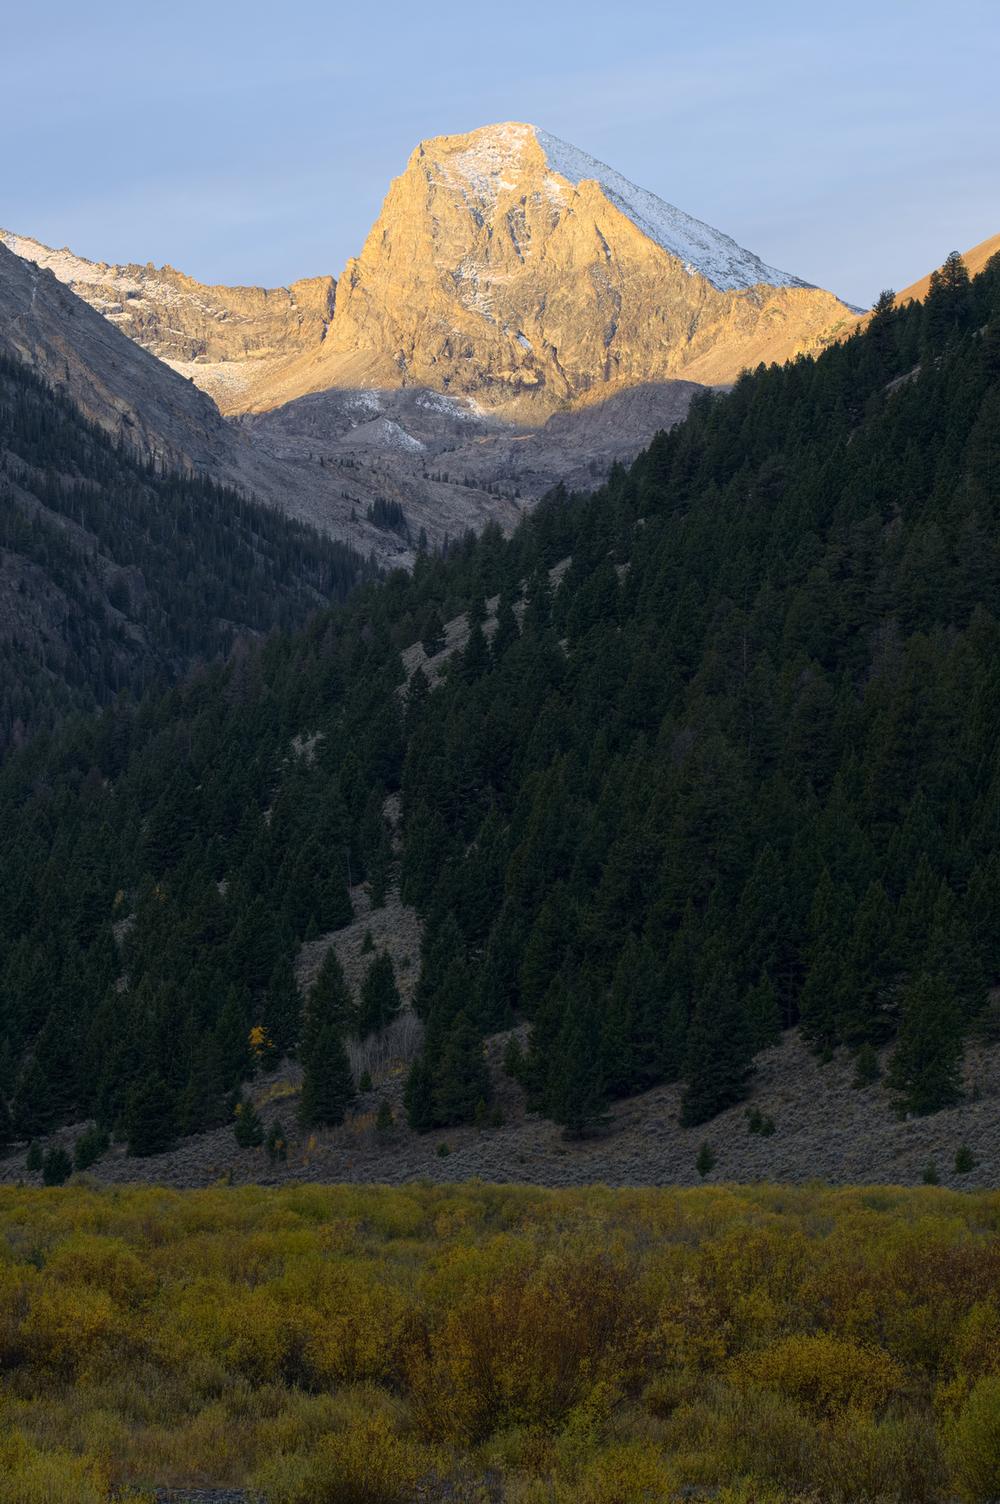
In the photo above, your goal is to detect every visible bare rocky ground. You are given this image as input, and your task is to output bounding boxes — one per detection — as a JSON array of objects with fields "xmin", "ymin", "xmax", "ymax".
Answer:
[
  {"xmin": 153, "ymin": 1493, "xmax": 261, "ymax": 1503},
  {"xmin": 4, "ymin": 1003, "xmax": 997, "ymax": 1193},
  {"xmin": 245, "ymin": 378, "xmax": 701, "ymax": 544}
]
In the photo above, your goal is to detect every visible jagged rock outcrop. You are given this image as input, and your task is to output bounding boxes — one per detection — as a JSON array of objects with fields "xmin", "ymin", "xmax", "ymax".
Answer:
[
  {"xmin": 0, "ymin": 230, "xmax": 334, "ymax": 410},
  {"xmin": 1, "ymin": 123, "xmax": 874, "ymax": 558},
  {"xmin": 6, "ymin": 125, "xmax": 856, "ymax": 422},
  {"xmin": 242, "ymin": 122, "xmax": 858, "ymax": 418},
  {"xmin": 0, "ymin": 242, "xmax": 518, "ymax": 563}
]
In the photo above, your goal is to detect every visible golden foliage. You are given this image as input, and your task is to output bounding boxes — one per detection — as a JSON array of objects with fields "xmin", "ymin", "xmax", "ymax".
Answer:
[
  {"xmin": 728, "ymin": 1333, "xmax": 904, "ymax": 1415},
  {"xmin": 945, "ymin": 1375, "xmax": 1000, "ymax": 1502},
  {"xmin": 0, "ymin": 1182, "xmax": 996, "ymax": 1501}
]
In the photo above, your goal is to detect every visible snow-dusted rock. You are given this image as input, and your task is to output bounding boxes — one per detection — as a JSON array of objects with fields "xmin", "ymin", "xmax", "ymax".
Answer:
[{"xmin": 243, "ymin": 121, "xmax": 857, "ymax": 418}]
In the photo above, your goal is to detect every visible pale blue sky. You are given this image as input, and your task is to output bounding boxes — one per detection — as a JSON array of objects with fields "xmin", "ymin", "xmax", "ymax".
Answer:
[{"xmin": 4, "ymin": 0, "xmax": 998, "ymax": 307}]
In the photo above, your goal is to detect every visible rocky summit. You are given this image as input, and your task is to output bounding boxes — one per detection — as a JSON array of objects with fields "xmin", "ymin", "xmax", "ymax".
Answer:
[
  {"xmin": 238, "ymin": 121, "xmax": 859, "ymax": 418},
  {"xmin": 6, "ymin": 124, "xmax": 859, "ymax": 424}
]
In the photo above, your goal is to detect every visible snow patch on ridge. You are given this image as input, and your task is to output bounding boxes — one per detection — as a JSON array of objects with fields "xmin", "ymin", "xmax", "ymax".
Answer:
[
  {"xmin": 415, "ymin": 390, "xmax": 481, "ymax": 421},
  {"xmin": 353, "ymin": 417, "xmax": 425, "ymax": 453},
  {"xmin": 431, "ymin": 122, "xmax": 536, "ymax": 205},
  {"xmin": 533, "ymin": 129, "xmax": 810, "ymax": 294},
  {"xmin": 431, "ymin": 124, "xmax": 810, "ymax": 295}
]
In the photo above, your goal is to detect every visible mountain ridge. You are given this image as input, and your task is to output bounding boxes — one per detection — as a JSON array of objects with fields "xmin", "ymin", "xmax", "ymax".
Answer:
[
  {"xmin": 5, "ymin": 122, "xmax": 858, "ymax": 424},
  {"xmin": 0, "ymin": 248, "xmax": 997, "ymax": 1165},
  {"xmin": 0, "ymin": 241, "xmax": 521, "ymax": 563},
  {"xmin": 0, "ymin": 228, "xmax": 335, "ymax": 411},
  {"xmin": 240, "ymin": 121, "xmax": 858, "ymax": 418}
]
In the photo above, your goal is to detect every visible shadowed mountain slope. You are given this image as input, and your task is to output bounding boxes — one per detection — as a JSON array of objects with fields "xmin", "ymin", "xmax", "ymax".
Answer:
[{"xmin": 0, "ymin": 250, "xmax": 997, "ymax": 1167}]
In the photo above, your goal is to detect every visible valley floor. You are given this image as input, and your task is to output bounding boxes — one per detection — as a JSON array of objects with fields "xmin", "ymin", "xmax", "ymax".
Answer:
[
  {"xmin": 3, "ymin": 1019, "xmax": 997, "ymax": 1193},
  {"xmin": 0, "ymin": 1180, "xmax": 998, "ymax": 1503}
]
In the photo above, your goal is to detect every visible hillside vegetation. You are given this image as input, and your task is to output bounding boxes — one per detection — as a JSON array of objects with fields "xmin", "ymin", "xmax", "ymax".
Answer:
[
  {"xmin": 0, "ymin": 353, "xmax": 369, "ymax": 748},
  {"xmin": 0, "ymin": 1182, "xmax": 999, "ymax": 1502},
  {"xmin": 1, "ymin": 252, "xmax": 999, "ymax": 1155}
]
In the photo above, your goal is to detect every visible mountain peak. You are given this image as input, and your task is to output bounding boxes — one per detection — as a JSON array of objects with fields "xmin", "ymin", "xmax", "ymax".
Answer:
[
  {"xmin": 253, "ymin": 118, "xmax": 854, "ymax": 417},
  {"xmin": 5, "ymin": 125, "xmax": 858, "ymax": 421},
  {"xmin": 409, "ymin": 121, "xmax": 809, "ymax": 294}
]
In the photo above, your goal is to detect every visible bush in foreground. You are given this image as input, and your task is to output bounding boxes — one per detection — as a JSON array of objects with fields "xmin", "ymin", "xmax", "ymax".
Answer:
[{"xmin": 0, "ymin": 1182, "xmax": 996, "ymax": 1502}]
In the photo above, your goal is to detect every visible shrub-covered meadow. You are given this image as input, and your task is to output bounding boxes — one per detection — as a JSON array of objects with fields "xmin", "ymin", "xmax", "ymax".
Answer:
[{"xmin": 0, "ymin": 1182, "xmax": 999, "ymax": 1502}]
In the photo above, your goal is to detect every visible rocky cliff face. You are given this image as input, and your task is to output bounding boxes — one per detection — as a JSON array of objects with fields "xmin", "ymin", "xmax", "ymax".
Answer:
[
  {"xmin": 0, "ymin": 240, "xmax": 241, "ymax": 474},
  {"xmin": 0, "ymin": 242, "xmax": 518, "ymax": 563},
  {"xmin": 242, "ymin": 122, "xmax": 858, "ymax": 418},
  {"xmin": 1, "ymin": 123, "xmax": 869, "ymax": 560},
  {"xmin": 0, "ymin": 230, "xmax": 334, "ymax": 410},
  {"xmin": 5, "ymin": 123, "xmax": 858, "ymax": 424}
]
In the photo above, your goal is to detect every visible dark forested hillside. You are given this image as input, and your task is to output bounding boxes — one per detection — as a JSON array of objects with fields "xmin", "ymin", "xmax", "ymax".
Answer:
[
  {"xmin": 0, "ymin": 354, "xmax": 370, "ymax": 748},
  {"xmin": 1, "ymin": 251, "xmax": 999, "ymax": 1153}
]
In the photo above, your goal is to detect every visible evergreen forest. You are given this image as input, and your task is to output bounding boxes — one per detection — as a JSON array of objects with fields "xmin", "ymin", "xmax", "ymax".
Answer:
[
  {"xmin": 1, "ymin": 251, "xmax": 999, "ymax": 1149},
  {"xmin": 0, "ymin": 353, "xmax": 371, "ymax": 749}
]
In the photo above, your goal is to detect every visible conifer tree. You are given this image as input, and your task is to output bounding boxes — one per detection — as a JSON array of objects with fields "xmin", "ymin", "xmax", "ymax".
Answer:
[
  {"xmin": 358, "ymin": 952, "xmax": 402, "ymax": 1038},
  {"xmin": 491, "ymin": 589, "xmax": 520, "ymax": 662},
  {"xmin": 265, "ymin": 1119, "xmax": 288, "ymax": 1162},
  {"xmin": 433, "ymin": 1012, "xmax": 491, "ymax": 1126},
  {"xmin": 680, "ymin": 956, "xmax": 754, "ymax": 1127},
  {"xmin": 233, "ymin": 1093, "xmax": 265, "ymax": 1147},
  {"xmin": 125, "ymin": 1076, "xmax": 177, "ymax": 1157},
  {"xmin": 73, "ymin": 1123, "xmax": 109, "ymax": 1170},
  {"xmin": 177, "ymin": 1050, "xmax": 225, "ymax": 1137},
  {"xmin": 925, "ymin": 250, "xmax": 973, "ymax": 342},
  {"xmin": 404, "ymin": 1053, "xmax": 436, "ymax": 1133},
  {"xmin": 303, "ymin": 947, "xmax": 354, "ymax": 1056},
  {"xmin": 263, "ymin": 957, "xmax": 302, "ymax": 1059},
  {"xmin": 460, "ymin": 622, "xmax": 490, "ymax": 683},
  {"xmin": 420, "ymin": 608, "xmax": 446, "ymax": 658},
  {"xmin": 599, "ymin": 974, "xmax": 636, "ymax": 1100},
  {"xmin": 887, "ymin": 972, "xmax": 964, "ymax": 1116},
  {"xmin": 11, "ymin": 1057, "xmax": 56, "ymax": 1140},
  {"xmin": 212, "ymin": 987, "xmax": 254, "ymax": 1092},
  {"xmin": 413, "ymin": 912, "xmax": 466, "ymax": 1020},
  {"xmin": 843, "ymin": 881, "xmax": 899, "ymax": 1044},
  {"xmin": 852, "ymin": 1043, "xmax": 880, "ymax": 1089},
  {"xmin": 746, "ymin": 972, "xmax": 782, "ymax": 1052},
  {"xmin": 799, "ymin": 944, "xmax": 850, "ymax": 1050},
  {"xmin": 924, "ymin": 886, "xmax": 985, "ymax": 1021},
  {"xmin": 299, "ymin": 1022, "xmax": 354, "ymax": 1129},
  {"xmin": 41, "ymin": 1145, "xmax": 72, "ymax": 1186},
  {"xmin": 405, "ymin": 665, "xmax": 431, "ymax": 731},
  {"xmin": 551, "ymin": 999, "xmax": 607, "ymax": 1138}
]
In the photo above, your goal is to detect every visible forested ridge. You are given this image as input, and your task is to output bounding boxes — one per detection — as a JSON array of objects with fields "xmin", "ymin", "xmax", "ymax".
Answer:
[
  {"xmin": 0, "ymin": 353, "xmax": 370, "ymax": 749},
  {"xmin": 1, "ymin": 251, "xmax": 999, "ymax": 1155}
]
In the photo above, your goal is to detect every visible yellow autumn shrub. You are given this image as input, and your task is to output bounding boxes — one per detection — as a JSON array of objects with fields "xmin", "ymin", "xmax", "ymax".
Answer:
[
  {"xmin": 552, "ymin": 1440, "xmax": 675, "ymax": 1503},
  {"xmin": 20, "ymin": 1280, "xmax": 120, "ymax": 1379},
  {"xmin": 0, "ymin": 1182, "xmax": 997, "ymax": 1500},
  {"xmin": 44, "ymin": 1233, "xmax": 157, "ymax": 1308},
  {"xmin": 0, "ymin": 1429, "xmax": 146, "ymax": 1504},
  {"xmin": 945, "ymin": 1375, "xmax": 1000, "ymax": 1502},
  {"xmin": 255, "ymin": 1411, "xmax": 433, "ymax": 1504},
  {"xmin": 407, "ymin": 1245, "xmax": 647, "ymax": 1442},
  {"xmin": 729, "ymin": 1332, "xmax": 904, "ymax": 1415}
]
